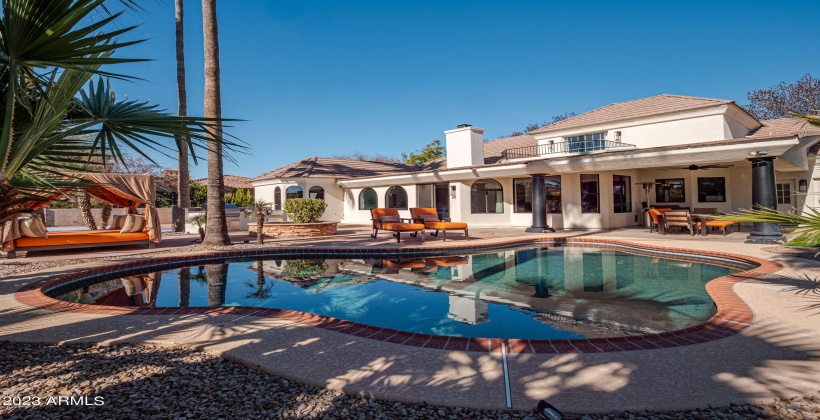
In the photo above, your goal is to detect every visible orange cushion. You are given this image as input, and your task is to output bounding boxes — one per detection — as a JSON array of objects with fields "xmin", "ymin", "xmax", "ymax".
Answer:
[
  {"xmin": 424, "ymin": 221, "xmax": 467, "ymax": 230},
  {"xmin": 15, "ymin": 231, "xmax": 149, "ymax": 248},
  {"xmin": 380, "ymin": 222, "xmax": 425, "ymax": 231},
  {"xmin": 706, "ymin": 220, "xmax": 737, "ymax": 227}
]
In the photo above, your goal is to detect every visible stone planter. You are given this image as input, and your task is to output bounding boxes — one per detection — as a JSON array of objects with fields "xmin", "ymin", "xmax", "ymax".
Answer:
[{"xmin": 249, "ymin": 221, "xmax": 337, "ymax": 238}]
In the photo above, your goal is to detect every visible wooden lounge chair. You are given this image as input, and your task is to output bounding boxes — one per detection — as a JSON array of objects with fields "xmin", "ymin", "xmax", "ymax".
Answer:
[
  {"xmin": 370, "ymin": 208, "xmax": 425, "ymax": 244},
  {"xmin": 410, "ymin": 207, "xmax": 468, "ymax": 241},
  {"xmin": 662, "ymin": 209, "xmax": 699, "ymax": 235}
]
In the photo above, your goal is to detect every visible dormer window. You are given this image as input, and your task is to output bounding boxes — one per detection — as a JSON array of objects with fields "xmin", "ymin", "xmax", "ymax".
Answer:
[{"xmin": 566, "ymin": 132, "xmax": 607, "ymax": 152}]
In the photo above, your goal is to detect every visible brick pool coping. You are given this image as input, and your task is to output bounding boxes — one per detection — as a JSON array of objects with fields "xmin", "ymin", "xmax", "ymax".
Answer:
[{"xmin": 14, "ymin": 237, "xmax": 782, "ymax": 354}]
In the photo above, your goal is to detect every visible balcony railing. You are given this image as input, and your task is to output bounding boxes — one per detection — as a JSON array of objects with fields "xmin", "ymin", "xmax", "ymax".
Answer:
[{"xmin": 501, "ymin": 140, "xmax": 636, "ymax": 159}]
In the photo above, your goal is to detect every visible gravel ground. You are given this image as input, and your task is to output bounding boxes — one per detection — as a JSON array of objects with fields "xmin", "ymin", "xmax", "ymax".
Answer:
[{"xmin": 0, "ymin": 342, "xmax": 817, "ymax": 420}]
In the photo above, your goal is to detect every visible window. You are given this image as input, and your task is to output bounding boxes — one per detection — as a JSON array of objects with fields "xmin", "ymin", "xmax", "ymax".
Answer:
[
  {"xmin": 471, "ymin": 179, "xmax": 504, "ymax": 213},
  {"xmin": 655, "ymin": 178, "xmax": 685, "ymax": 203},
  {"xmin": 308, "ymin": 186, "xmax": 324, "ymax": 200},
  {"xmin": 513, "ymin": 177, "xmax": 562, "ymax": 214},
  {"xmin": 545, "ymin": 176, "xmax": 562, "ymax": 213},
  {"xmin": 285, "ymin": 186, "xmax": 303, "ymax": 200},
  {"xmin": 566, "ymin": 132, "xmax": 607, "ymax": 152},
  {"xmin": 777, "ymin": 183, "xmax": 791, "ymax": 204},
  {"xmin": 274, "ymin": 186, "xmax": 281, "ymax": 210},
  {"xmin": 697, "ymin": 177, "xmax": 725, "ymax": 202},
  {"xmin": 613, "ymin": 175, "xmax": 632, "ymax": 213},
  {"xmin": 385, "ymin": 186, "xmax": 408, "ymax": 209},
  {"xmin": 359, "ymin": 188, "xmax": 378, "ymax": 210},
  {"xmin": 514, "ymin": 179, "xmax": 533, "ymax": 213},
  {"xmin": 580, "ymin": 174, "xmax": 599, "ymax": 213}
]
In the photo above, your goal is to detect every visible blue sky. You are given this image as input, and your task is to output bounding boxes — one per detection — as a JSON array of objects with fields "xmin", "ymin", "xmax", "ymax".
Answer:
[{"xmin": 110, "ymin": 0, "xmax": 820, "ymax": 179}]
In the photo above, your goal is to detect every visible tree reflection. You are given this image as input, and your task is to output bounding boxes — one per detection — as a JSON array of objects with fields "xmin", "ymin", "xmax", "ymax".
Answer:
[
  {"xmin": 244, "ymin": 259, "xmax": 274, "ymax": 300},
  {"xmin": 206, "ymin": 264, "xmax": 228, "ymax": 306},
  {"xmin": 178, "ymin": 267, "xmax": 191, "ymax": 307}
]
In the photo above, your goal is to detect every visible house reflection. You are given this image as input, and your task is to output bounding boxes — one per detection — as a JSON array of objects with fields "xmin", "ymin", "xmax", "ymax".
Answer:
[{"xmin": 234, "ymin": 245, "xmax": 733, "ymax": 332}]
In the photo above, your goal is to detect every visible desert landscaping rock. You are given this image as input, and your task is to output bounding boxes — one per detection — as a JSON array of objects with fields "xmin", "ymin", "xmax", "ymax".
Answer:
[{"xmin": 1, "ymin": 342, "xmax": 817, "ymax": 419}]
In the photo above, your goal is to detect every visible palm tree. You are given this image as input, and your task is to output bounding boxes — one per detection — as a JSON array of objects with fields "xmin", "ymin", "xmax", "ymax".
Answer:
[
  {"xmin": 0, "ymin": 0, "xmax": 240, "ymax": 224},
  {"xmin": 175, "ymin": 0, "xmax": 191, "ymax": 231},
  {"xmin": 249, "ymin": 199, "xmax": 270, "ymax": 244},
  {"xmin": 201, "ymin": 0, "xmax": 230, "ymax": 246}
]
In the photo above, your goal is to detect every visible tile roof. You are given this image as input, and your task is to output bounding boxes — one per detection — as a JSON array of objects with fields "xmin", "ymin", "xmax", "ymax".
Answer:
[
  {"xmin": 528, "ymin": 94, "xmax": 736, "ymax": 135},
  {"xmin": 193, "ymin": 174, "xmax": 254, "ymax": 190},
  {"xmin": 252, "ymin": 157, "xmax": 420, "ymax": 181},
  {"xmin": 746, "ymin": 117, "xmax": 820, "ymax": 140}
]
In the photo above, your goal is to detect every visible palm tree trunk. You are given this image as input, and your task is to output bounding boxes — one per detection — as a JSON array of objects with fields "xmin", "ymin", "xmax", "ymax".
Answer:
[
  {"xmin": 257, "ymin": 210, "xmax": 264, "ymax": 244},
  {"xmin": 100, "ymin": 202, "xmax": 112, "ymax": 229},
  {"xmin": 201, "ymin": 0, "xmax": 230, "ymax": 246},
  {"xmin": 79, "ymin": 191, "xmax": 97, "ymax": 230},
  {"xmin": 175, "ymin": 0, "xmax": 191, "ymax": 232}
]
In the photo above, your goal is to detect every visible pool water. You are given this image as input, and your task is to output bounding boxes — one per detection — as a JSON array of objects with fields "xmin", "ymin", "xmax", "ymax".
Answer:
[{"xmin": 52, "ymin": 245, "xmax": 745, "ymax": 340}]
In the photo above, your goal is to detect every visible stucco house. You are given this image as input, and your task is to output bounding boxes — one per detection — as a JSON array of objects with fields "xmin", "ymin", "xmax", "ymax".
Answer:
[{"xmin": 252, "ymin": 94, "xmax": 820, "ymax": 242}]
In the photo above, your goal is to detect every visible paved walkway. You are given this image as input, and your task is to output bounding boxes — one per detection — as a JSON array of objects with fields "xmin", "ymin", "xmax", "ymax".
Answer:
[{"xmin": 1, "ymin": 225, "xmax": 819, "ymax": 414}]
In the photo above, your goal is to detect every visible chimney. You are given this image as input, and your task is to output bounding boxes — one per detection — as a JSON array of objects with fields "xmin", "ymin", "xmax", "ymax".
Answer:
[{"xmin": 445, "ymin": 124, "xmax": 484, "ymax": 169}]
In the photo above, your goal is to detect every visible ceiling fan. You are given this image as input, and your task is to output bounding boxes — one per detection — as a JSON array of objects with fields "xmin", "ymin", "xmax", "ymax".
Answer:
[{"xmin": 662, "ymin": 164, "xmax": 733, "ymax": 171}]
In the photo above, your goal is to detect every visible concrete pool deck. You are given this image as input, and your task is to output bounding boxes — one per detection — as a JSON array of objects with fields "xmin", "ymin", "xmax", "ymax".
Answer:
[{"xmin": 1, "ymin": 225, "xmax": 819, "ymax": 414}]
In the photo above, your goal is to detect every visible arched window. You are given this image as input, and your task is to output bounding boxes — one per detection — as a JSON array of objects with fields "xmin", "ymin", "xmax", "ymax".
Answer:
[
  {"xmin": 471, "ymin": 179, "xmax": 504, "ymax": 213},
  {"xmin": 385, "ymin": 186, "xmax": 408, "ymax": 209},
  {"xmin": 309, "ymin": 186, "xmax": 325, "ymax": 200},
  {"xmin": 359, "ymin": 188, "xmax": 378, "ymax": 210},
  {"xmin": 286, "ymin": 186, "xmax": 303, "ymax": 200},
  {"xmin": 274, "ymin": 186, "xmax": 282, "ymax": 210}
]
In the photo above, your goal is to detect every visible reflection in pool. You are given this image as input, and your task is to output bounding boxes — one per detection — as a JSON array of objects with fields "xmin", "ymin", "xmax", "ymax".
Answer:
[{"xmin": 52, "ymin": 245, "xmax": 745, "ymax": 340}]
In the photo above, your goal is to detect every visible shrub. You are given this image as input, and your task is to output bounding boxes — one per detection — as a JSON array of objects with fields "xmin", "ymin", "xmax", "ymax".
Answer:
[
  {"xmin": 284, "ymin": 198, "xmax": 327, "ymax": 223},
  {"xmin": 226, "ymin": 188, "xmax": 255, "ymax": 208}
]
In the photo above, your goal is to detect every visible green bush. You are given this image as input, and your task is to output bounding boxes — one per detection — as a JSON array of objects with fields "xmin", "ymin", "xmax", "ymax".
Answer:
[
  {"xmin": 226, "ymin": 188, "xmax": 255, "ymax": 208},
  {"xmin": 284, "ymin": 198, "xmax": 327, "ymax": 223}
]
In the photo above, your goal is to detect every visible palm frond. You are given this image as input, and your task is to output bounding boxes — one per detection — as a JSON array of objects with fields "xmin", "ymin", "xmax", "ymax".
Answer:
[
  {"xmin": 718, "ymin": 207, "xmax": 820, "ymax": 245},
  {"xmin": 73, "ymin": 78, "xmax": 247, "ymax": 166}
]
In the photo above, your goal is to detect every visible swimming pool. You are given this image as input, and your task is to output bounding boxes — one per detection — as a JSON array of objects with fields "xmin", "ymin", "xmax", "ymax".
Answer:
[{"xmin": 49, "ymin": 244, "xmax": 748, "ymax": 340}]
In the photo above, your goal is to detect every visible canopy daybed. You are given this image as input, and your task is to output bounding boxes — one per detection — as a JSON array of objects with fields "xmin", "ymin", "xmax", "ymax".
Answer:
[{"xmin": 1, "ymin": 173, "xmax": 162, "ymax": 259}]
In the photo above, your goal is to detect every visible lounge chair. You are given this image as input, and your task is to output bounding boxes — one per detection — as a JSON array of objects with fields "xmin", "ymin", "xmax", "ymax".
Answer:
[
  {"xmin": 648, "ymin": 208, "xmax": 671, "ymax": 233},
  {"xmin": 661, "ymin": 209, "xmax": 699, "ymax": 235},
  {"xmin": 370, "ymin": 208, "xmax": 425, "ymax": 244},
  {"xmin": 410, "ymin": 208, "xmax": 468, "ymax": 241}
]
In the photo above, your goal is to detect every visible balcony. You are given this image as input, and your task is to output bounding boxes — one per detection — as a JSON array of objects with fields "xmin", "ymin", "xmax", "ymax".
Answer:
[{"xmin": 501, "ymin": 139, "xmax": 636, "ymax": 160}]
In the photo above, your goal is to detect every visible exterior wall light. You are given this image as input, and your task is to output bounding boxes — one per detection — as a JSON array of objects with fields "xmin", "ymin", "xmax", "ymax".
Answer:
[
  {"xmin": 450, "ymin": 185, "xmax": 457, "ymax": 199},
  {"xmin": 800, "ymin": 179, "xmax": 808, "ymax": 193},
  {"xmin": 614, "ymin": 131, "xmax": 622, "ymax": 143},
  {"xmin": 748, "ymin": 150, "xmax": 768, "ymax": 157}
]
